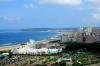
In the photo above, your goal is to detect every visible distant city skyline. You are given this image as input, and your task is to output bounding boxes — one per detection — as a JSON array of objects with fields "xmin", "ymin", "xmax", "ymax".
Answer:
[{"xmin": 0, "ymin": 0, "xmax": 100, "ymax": 29}]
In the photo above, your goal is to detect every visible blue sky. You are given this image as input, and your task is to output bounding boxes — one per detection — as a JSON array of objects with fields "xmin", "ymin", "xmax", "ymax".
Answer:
[{"xmin": 0, "ymin": 0, "xmax": 100, "ymax": 29}]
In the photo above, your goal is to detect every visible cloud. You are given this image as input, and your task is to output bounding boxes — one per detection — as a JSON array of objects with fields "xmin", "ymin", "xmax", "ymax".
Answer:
[
  {"xmin": 85, "ymin": 0, "xmax": 100, "ymax": 5},
  {"xmin": 80, "ymin": 0, "xmax": 100, "ymax": 21},
  {"xmin": 24, "ymin": 3, "xmax": 34, "ymax": 8},
  {"xmin": 38, "ymin": 0, "xmax": 82, "ymax": 6},
  {"xmin": 92, "ymin": 13, "xmax": 100, "ymax": 20},
  {"xmin": 84, "ymin": 0, "xmax": 100, "ymax": 9},
  {"xmin": 3, "ymin": 16, "xmax": 21, "ymax": 21}
]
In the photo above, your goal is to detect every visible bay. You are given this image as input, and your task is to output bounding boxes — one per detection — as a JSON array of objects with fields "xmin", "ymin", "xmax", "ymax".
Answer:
[{"xmin": 0, "ymin": 31, "xmax": 57, "ymax": 47}]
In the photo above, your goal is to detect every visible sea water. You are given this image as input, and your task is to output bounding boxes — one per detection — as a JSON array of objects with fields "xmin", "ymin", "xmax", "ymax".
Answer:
[{"xmin": 0, "ymin": 31, "xmax": 57, "ymax": 47}]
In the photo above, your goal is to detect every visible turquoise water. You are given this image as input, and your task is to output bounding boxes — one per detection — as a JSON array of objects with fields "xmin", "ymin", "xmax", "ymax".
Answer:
[{"xmin": 0, "ymin": 31, "xmax": 57, "ymax": 47}]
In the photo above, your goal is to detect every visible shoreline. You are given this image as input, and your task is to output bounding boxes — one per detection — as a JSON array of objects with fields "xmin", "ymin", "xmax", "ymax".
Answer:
[
  {"xmin": 0, "ymin": 32, "xmax": 59, "ymax": 51},
  {"xmin": 0, "ymin": 45, "xmax": 22, "ymax": 51}
]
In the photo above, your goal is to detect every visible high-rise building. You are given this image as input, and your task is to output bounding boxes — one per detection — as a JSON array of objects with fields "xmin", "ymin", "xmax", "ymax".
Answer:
[
  {"xmin": 79, "ymin": 26, "xmax": 83, "ymax": 32},
  {"xmin": 87, "ymin": 25, "xmax": 93, "ymax": 33}
]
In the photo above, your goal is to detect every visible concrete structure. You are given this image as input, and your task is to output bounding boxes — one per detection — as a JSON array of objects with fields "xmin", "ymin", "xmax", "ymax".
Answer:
[
  {"xmin": 59, "ymin": 26, "xmax": 100, "ymax": 43},
  {"xmin": 60, "ymin": 32, "xmax": 74, "ymax": 43},
  {"xmin": 11, "ymin": 39, "xmax": 63, "ymax": 55},
  {"xmin": 35, "ymin": 43, "xmax": 48, "ymax": 49},
  {"xmin": 87, "ymin": 25, "xmax": 93, "ymax": 33},
  {"xmin": 57, "ymin": 55, "xmax": 73, "ymax": 66},
  {"xmin": 25, "ymin": 39, "xmax": 36, "ymax": 48}
]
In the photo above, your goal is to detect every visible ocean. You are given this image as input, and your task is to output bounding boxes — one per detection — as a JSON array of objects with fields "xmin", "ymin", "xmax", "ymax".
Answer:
[{"xmin": 0, "ymin": 31, "xmax": 57, "ymax": 47}]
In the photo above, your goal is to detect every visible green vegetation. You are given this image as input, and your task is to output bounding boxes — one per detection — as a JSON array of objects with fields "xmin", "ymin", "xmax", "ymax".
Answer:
[
  {"xmin": 0, "ymin": 51, "xmax": 100, "ymax": 66},
  {"xmin": 71, "ymin": 52, "xmax": 99, "ymax": 65},
  {"xmin": 61, "ymin": 41, "xmax": 100, "ymax": 66},
  {"xmin": 34, "ymin": 64, "xmax": 47, "ymax": 66},
  {"xmin": 0, "ymin": 41, "xmax": 100, "ymax": 66},
  {"xmin": 0, "ymin": 50, "xmax": 8, "ymax": 54},
  {"xmin": 73, "ymin": 62, "xmax": 83, "ymax": 66},
  {"xmin": 64, "ymin": 41, "xmax": 100, "ymax": 52}
]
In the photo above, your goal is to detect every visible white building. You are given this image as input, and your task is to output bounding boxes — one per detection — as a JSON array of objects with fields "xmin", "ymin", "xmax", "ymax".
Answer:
[{"xmin": 11, "ymin": 39, "xmax": 63, "ymax": 55}]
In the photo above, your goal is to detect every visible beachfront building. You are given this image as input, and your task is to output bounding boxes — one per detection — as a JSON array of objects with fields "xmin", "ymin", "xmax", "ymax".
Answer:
[
  {"xmin": 60, "ymin": 32, "xmax": 73, "ymax": 43},
  {"xmin": 35, "ymin": 40, "xmax": 49, "ymax": 49},
  {"xmin": 25, "ymin": 39, "xmax": 36, "ymax": 48},
  {"xmin": 11, "ymin": 39, "xmax": 63, "ymax": 55},
  {"xmin": 11, "ymin": 48, "xmax": 62, "ymax": 55}
]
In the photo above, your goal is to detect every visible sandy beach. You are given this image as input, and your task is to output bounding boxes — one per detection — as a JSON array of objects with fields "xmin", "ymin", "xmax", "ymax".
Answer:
[{"xmin": 0, "ymin": 45, "xmax": 22, "ymax": 51}]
